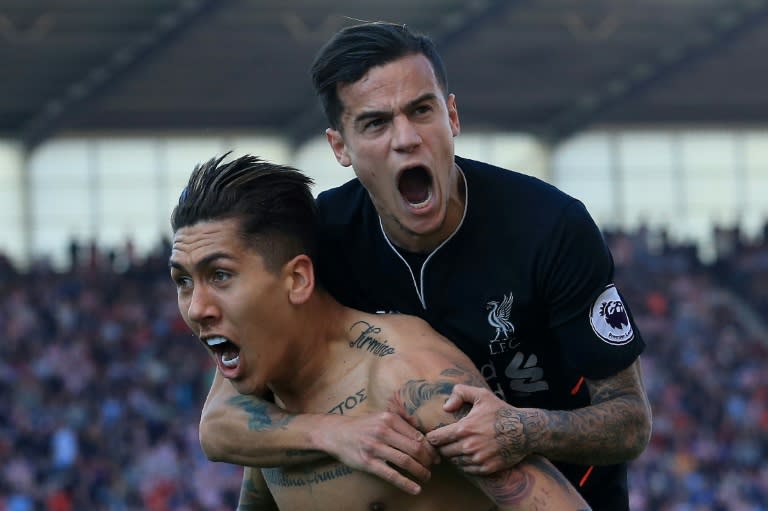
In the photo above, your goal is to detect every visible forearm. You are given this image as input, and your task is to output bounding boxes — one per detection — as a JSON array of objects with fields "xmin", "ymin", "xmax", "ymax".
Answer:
[
  {"xmin": 471, "ymin": 455, "xmax": 590, "ymax": 510},
  {"xmin": 513, "ymin": 362, "xmax": 652, "ymax": 465},
  {"xmin": 519, "ymin": 397, "xmax": 650, "ymax": 465},
  {"xmin": 200, "ymin": 371, "xmax": 333, "ymax": 466}
]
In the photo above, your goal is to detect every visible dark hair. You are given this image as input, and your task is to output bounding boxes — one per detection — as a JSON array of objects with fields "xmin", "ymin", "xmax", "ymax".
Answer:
[
  {"xmin": 171, "ymin": 153, "xmax": 318, "ymax": 273},
  {"xmin": 310, "ymin": 21, "xmax": 448, "ymax": 130}
]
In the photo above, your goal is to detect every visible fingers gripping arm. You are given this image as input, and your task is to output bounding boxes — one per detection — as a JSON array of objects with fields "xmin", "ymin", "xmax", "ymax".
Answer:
[
  {"xmin": 387, "ymin": 357, "xmax": 591, "ymax": 510},
  {"xmin": 200, "ymin": 370, "xmax": 435, "ymax": 495},
  {"xmin": 428, "ymin": 359, "xmax": 652, "ymax": 469}
]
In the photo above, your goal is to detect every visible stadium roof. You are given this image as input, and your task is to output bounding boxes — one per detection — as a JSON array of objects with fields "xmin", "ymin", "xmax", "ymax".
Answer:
[{"xmin": 2, "ymin": 0, "xmax": 768, "ymax": 149}]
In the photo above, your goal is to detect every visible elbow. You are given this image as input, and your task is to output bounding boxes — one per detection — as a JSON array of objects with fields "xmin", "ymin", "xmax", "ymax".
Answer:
[
  {"xmin": 198, "ymin": 410, "xmax": 227, "ymax": 462},
  {"xmin": 626, "ymin": 402, "xmax": 653, "ymax": 460}
]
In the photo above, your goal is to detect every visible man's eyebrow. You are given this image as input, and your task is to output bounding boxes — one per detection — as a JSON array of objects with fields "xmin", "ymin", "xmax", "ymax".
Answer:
[
  {"xmin": 405, "ymin": 92, "xmax": 438, "ymax": 110},
  {"xmin": 169, "ymin": 252, "xmax": 234, "ymax": 272},
  {"xmin": 353, "ymin": 108, "xmax": 392, "ymax": 125},
  {"xmin": 352, "ymin": 92, "xmax": 438, "ymax": 125}
]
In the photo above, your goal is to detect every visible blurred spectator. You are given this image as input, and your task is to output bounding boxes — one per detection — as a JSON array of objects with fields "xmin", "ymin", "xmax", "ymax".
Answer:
[
  {"xmin": 0, "ymin": 239, "xmax": 239, "ymax": 510},
  {"xmin": 0, "ymin": 224, "xmax": 766, "ymax": 509}
]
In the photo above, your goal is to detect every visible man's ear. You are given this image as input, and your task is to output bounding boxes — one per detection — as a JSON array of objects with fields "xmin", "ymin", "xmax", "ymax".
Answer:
[
  {"xmin": 447, "ymin": 93, "xmax": 461, "ymax": 137},
  {"xmin": 284, "ymin": 254, "xmax": 314, "ymax": 305},
  {"xmin": 326, "ymin": 128, "xmax": 352, "ymax": 167}
]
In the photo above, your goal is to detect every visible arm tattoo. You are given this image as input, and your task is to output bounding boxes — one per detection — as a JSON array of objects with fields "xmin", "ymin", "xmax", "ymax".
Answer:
[
  {"xmin": 475, "ymin": 468, "xmax": 532, "ymax": 506},
  {"xmin": 238, "ymin": 469, "xmax": 276, "ymax": 511},
  {"xmin": 395, "ymin": 363, "xmax": 488, "ymax": 427},
  {"xmin": 399, "ymin": 379, "xmax": 456, "ymax": 415},
  {"xmin": 533, "ymin": 362, "xmax": 651, "ymax": 464},
  {"xmin": 587, "ymin": 364, "xmax": 642, "ymax": 404},
  {"xmin": 493, "ymin": 407, "xmax": 546, "ymax": 465},
  {"xmin": 440, "ymin": 364, "xmax": 487, "ymax": 386},
  {"xmin": 227, "ymin": 395, "xmax": 295, "ymax": 431},
  {"xmin": 527, "ymin": 455, "xmax": 575, "ymax": 491},
  {"xmin": 475, "ymin": 459, "xmax": 587, "ymax": 509}
]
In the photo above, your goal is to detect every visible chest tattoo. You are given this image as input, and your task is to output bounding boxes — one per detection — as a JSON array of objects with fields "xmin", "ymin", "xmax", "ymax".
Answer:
[
  {"xmin": 348, "ymin": 320, "xmax": 396, "ymax": 357},
  {"xmin": 328, "ymin": 388, "xmax": 368, "ymax": 415}
]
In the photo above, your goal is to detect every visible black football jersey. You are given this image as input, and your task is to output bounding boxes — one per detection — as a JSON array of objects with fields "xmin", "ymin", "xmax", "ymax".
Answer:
[{"xmin": 316, "ymin": 155, "xmax": 645, "ymax": 510}]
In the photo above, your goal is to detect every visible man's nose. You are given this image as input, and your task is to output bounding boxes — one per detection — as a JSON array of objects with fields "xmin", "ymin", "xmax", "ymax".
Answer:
[
  {"xmin": 187, "ymin": 285, "xmax": 217, "ymax": 324},
  {"xmin": 391, "ymin": 116, "xmax": 422, "ymax": 152}
]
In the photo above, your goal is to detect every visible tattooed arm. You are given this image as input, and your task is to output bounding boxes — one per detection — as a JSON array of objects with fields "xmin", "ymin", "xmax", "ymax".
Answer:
[
  {"xmin": 237, "ymin": 467, "xmax": 279, "ymax": 511},
  {"xmin": 381, "ymin": 349, "xmax": 591, "ymax": 511},
  {"xmin": 199, "ymin": 368, "xmax": 437, "ymax": 494},
  {"xmin": 426, "ymin": 359, "xmax": 652, "ymax": 473}
]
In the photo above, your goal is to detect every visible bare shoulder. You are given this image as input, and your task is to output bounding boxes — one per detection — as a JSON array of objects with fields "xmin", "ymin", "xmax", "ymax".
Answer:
[
  {"xmin": 359, "ymin": 313, "xmax": 486, "ymax": 432},
  {"xmin": 364, "ymin": 313, "xmax": 460, "ymax": 355}
]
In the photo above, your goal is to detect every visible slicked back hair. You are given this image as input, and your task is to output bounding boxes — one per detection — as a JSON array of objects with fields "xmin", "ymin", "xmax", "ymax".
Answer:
[
  {"xmin": 310, "ymin": 21, "xmax": 448, "ymax": 131},
  {"xmin": 171, "ymin": 153, "xmax": 318, "ymax": 273}
]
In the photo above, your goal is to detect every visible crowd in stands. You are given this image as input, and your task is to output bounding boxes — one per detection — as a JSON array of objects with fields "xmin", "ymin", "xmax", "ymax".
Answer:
[{"xmin": 0, "ymin": 225, "xmax": 766, "ymax": 510}]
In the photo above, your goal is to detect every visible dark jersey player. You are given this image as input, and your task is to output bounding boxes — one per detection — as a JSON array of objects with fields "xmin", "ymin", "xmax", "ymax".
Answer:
[{"xmin": 316, "ymin": 154, "xmax": 645, "ymax": 509}]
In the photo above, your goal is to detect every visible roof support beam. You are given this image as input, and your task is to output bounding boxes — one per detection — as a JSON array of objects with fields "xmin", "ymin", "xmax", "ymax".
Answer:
[
  {"xmin": 543, "ymin": 0, "xmax": 768, "ymax": 144},
  {"xmin": 284, "ymin": 0, "xmax": 517, "ymax": 144},
  {"xmin": 20, "ymin": 0, "xmax": 230, "ymax": 150}
]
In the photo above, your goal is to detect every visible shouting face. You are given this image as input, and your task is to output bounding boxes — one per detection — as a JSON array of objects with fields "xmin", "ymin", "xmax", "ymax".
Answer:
[
  {"xmin": 326, "ymin": 53, "xmax": 465, "ymax": 253},
  {"xmin": 169, "ymin": 218, "xmax": 298, "ymax": 396}
]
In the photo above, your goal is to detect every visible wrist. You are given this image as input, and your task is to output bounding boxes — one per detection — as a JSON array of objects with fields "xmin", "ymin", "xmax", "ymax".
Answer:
[
  {"xmin": 306, "ymin": 413, "xmax": 338, "ymax": 456},
  {"xmin": 528, "ymin": 407, "xmax": 580, "ymax": 461},
  {"xmin": 515, "ymin": 407, "xmax": 549, "ymax": 456}
]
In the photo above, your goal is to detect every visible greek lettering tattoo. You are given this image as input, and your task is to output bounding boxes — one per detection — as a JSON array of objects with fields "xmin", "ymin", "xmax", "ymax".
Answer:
[
  {"xmin": 228, "ymin": 395, "xmax": 295, "ymax": 431},
  {"xmin": 328, "ymin": 388, "xmax": 367, "ymax": 415},
  {"xmin": 262, "ymin": 464, "xmax": 354, "ymax": 488},
  {"xmin": 348, "ymin": 320, "xmax": 396, "ymax": 357}
]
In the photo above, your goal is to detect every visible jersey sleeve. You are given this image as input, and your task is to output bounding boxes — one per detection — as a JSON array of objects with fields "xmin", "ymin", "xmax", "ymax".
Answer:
[{"xmin": 539, "ymin": 200, "xmax": 645, "ymax": 379}]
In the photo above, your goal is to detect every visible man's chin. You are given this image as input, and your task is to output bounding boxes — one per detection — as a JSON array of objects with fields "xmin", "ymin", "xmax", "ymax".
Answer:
[{"xmin": 232, "ymin": 380, "xmax": 261, "ymax": 398}]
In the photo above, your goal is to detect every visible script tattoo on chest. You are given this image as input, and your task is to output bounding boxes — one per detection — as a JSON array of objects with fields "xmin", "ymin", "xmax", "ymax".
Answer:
[
  {"xmin": 328, "ymin": 388, "xmax": 367, "ymax": 415},
  {"xmin": 348, "ymin": 320, "xmax": 395, "ymax": 357},
  {"xmin": 262, "ymin": 464, "xmax": 355, "ymax": 488}
]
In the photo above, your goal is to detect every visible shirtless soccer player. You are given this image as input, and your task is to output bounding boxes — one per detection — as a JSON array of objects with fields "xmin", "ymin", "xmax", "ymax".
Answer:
[{"xmin": 169, "ymin": 154, "xmax": 590, "ymax": 511}]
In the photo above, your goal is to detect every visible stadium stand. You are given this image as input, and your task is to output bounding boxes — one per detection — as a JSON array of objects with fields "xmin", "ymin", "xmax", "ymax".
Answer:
[{"xmin": 1, "ymin": 226, "xmax": 766, "ymax": 510}]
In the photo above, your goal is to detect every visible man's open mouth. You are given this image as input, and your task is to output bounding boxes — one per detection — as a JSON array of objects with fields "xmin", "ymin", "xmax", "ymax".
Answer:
[
  {"xmin": 205, "ymin": 336, "xmax": 240, "ymax": 368},
  {"xmin": 398, "ymin": 166, "xmax": 433, "ymax": 208}
]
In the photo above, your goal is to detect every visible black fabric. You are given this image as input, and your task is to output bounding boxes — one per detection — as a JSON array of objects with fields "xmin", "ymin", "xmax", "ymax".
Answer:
[{"xmin": 316, "ymin": 155, "xmax": 645, "ymax": 510}]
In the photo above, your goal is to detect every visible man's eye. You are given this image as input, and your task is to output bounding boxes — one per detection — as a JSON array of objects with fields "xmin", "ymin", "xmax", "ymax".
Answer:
[
  {"xmin": 364, "ymin": 118, "xmax": 384, "ymax": 130},
  {"xmin": 174, "ymin": 275, "xmax": 192, "ymax": 289},
  {"xmin": 213, "ymin": 270, "xmax": 230, "ymax": 282}
]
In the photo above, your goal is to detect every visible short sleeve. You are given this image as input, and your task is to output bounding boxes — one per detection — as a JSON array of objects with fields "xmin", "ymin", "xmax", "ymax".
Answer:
[{"xmin": 539, "ymin": 201, "xmax": 645, "ymax": 379}]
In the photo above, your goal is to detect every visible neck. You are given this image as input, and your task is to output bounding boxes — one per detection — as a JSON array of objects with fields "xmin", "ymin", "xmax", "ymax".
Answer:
[{"xmin": 268, "ymin": 293, "xmax": 360, "ymax": 410}]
